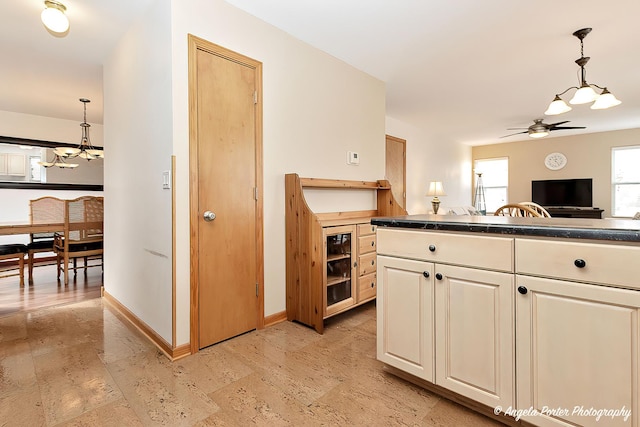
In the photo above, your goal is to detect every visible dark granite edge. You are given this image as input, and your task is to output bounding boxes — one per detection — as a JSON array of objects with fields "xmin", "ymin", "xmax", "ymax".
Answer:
[{"xmin": 371, "ymin": 217, "xmax": 640, "ymax": 242}]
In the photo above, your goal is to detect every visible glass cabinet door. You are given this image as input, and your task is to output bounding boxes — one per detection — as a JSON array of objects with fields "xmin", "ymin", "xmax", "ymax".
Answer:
[{"xmin": 324, "ymin": 225, "xmax": 356, "ymax": 316}]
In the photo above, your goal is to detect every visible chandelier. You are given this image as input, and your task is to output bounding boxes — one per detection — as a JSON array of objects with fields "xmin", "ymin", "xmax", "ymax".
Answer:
[
  {"xmin": 544, "ymin": 28, "xmax": 621, "ymax": 116},
  {"xmin": 54, "ymin": 98, "xmax": 104, "ymax": 161}
]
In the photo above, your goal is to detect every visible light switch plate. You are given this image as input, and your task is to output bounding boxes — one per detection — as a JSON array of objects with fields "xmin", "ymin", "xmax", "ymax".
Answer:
[{"xmin": 162, "ymin": 171, "xmax": 171, "ymax": 189}]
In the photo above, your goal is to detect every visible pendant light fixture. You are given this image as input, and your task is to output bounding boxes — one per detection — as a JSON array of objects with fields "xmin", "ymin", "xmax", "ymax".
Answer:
[
  {"xmin": 38, "ymin": 151, "xmax": 79, "ymax": 169},
  {"xmin": 41, "ymin": 0, "xmax": 69, "ymax": 34},
  {"xmin": 544, "ymin": 28, "xmax": 621, "ymax": 115},
  {"xmin": 54, "ymin": 98, "xmax": 104, "ymax": 161}
]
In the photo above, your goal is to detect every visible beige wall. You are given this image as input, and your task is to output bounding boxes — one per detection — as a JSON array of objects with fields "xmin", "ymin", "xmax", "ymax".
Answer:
[{"xmin": 472, "ymin": 128, "xmax": 640, "ymax": 218}]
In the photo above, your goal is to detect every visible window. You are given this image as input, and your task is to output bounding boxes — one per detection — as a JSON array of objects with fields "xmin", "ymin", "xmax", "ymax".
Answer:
[
  {"xmin": 612, "ymin": 146, "xmax": 640, "ymax": 217},
  {"xmin": 474, "ymin": 158, "xmax": 508, "ymax": 214}
]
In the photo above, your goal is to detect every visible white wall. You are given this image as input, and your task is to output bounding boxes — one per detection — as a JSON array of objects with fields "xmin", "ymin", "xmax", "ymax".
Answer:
[
  {"xmin": 103, "ymin": 0, "xmax": 174, "ymax": 342},
  {"xmin": 0, "ymin": 110, "xmax": 104, "ymax": 146},
  {"xmin": 170, "ymin": 0, "xmax": 386, "ymax": 345},
  {"xmin": 385, "ymin": 116, "xmax": 472, "ymax": 214}
]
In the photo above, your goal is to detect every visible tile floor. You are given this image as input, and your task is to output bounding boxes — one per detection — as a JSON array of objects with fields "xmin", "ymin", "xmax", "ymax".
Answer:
[{"xmin": 0, "ymin": 298, "xmax": 502, "ymax": 426}]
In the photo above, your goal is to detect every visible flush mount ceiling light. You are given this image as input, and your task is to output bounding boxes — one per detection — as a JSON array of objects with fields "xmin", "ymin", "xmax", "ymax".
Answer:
[
  {"xmin": 41, "ymin": 0, "xmax": 69, "ymax": 34},
  {"xmin": 54, "ymin": 98, "xmax": 104, "ymax": 161},
  {"xmin": 545, "ymin": 28, "xmax": 621, "ymax": 115}
]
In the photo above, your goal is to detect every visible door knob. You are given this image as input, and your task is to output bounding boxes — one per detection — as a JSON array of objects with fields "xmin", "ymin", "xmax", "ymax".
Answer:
[{"xmin": 203, "ymin": 211, "xmax": 216, "ymax": 222}]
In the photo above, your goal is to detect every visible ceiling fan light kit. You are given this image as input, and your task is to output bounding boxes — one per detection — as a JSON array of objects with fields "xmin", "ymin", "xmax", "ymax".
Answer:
[
  {"xmin": 544, "ymin": 27, "xmax": 621, "ymax": 115},
  {"xmin": 502, "ymin": 119, "xmax": 586, "ymax": 139},
  {"xmin": 41, "ymin": 0, "xmax": 69, "ymax": 34}
]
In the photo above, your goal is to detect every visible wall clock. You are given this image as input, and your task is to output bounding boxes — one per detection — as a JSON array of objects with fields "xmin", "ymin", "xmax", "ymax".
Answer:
[{"xmin": 544, "ymin": 152, "xmax": 567, "ymax": 170}]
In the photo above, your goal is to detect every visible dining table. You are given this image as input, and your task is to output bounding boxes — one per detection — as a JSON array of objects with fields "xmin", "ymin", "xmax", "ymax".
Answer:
[{"xmin": 0, "ymin": 221, "xmax": 64, "ymax": 236}]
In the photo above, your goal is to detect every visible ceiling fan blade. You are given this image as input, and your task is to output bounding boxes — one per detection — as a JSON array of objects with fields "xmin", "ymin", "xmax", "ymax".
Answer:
[
  {"xmin": 500, "ymin": 131, "xmax": 528, "ymax": 138},
  {"xmin": 550, "ymin": 126, "xmax": 586, "ymax": 130},
  {"xmin": 547, "ymin": 120, "xmax": 570, "ymax": 127},
  {"xmin": 506, "ymin": 127, "xmax": 528, "ymax": 130}
]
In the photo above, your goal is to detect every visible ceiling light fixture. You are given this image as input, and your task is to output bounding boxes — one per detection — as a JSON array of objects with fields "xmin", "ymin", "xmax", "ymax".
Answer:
[
  {"xmin": 544, "ymin": 28, "xmax": 621, "ymax": 116},
  {"xmin": 54, "ymin": 98, "xmax": 104, "ymax": 161},
  {"xmin": 38, "ymin": 152, "xmax": 78, "ymax": 169},
  {"xmin": 41, "ymin": 0, "xmax": 69, "ymax": 34}
]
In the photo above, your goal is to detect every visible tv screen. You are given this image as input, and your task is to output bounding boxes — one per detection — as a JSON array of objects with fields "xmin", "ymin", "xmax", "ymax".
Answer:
[{"xmin": 531, "ymin": 179, "xmax": 593, "ymax": 207}]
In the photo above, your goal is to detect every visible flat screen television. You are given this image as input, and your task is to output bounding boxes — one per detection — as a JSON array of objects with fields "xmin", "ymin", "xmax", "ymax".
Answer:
[{"xmin": 531, "ymin": 178, "xmax": 593, "ymax": 207}]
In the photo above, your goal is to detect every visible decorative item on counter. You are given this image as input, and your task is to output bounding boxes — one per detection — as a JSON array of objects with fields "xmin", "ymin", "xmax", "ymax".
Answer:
[{"xmin": 426, "ymin": 181, "xmax": 446, "ymax": 214}]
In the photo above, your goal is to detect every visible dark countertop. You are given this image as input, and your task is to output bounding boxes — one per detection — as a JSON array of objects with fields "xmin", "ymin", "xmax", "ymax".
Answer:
[{"xmin": 371, "ymin": 214, "xmax": 640, "ymax": 242}]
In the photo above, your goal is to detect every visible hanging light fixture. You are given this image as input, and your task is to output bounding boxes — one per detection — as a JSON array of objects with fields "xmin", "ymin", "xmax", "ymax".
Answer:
[
  {"xmin": 54, "ymin": 98, "xmax": 104, "ymax": 161},
  {"xmin": 544, "ymin": 28, "xmax": 621, "ymax": 116},
  {"xmin": 38, "ymin": 151, "xmax": 78, "ymax": 169},
  {"xmin": 41, "ymin": 0, "xmax": 69, "ymax": 34}
]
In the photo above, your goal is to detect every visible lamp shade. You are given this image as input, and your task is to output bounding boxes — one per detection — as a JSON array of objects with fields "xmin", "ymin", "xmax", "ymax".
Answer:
[
  {"xmin": 41, "ymin": 0, "xmax": 69, "ymax": 34},
  {"xmin": 544, "ymin": 95, "xmax": 572, "ymax": 115},
  {"xmin": 569, "ymin": 84, "xmax": 598, "ymax": 105},
  {"xmin": 426, "ymin": 181, "xmax": 446, "ymax": 197},
  {"xmin": 529, "ymin": 130, "xmax": 549, "ymax": 138},
  {"xmin": 591, "ymin": 88, "xmax": 621, "ymax": 110}
]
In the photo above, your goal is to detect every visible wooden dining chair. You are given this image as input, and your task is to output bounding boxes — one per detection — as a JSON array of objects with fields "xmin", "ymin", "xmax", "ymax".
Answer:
[
  {"xmin": 0, "ymin": 244, "xmax": 27, "ymax": 287},
  {"xmin": 54, "ymin": 196, "xmax": 104, "ymax": 285},
  {"xmin": 518, "ymin": 201, "xmax": 551, "ymax": 217},
  {"xmin": 27, "ymin": 196, "xmax": 65, "ymax": 283},
  {"xmin": 494, "ymin": 203, "xmax": 542, "ymax": 218}
]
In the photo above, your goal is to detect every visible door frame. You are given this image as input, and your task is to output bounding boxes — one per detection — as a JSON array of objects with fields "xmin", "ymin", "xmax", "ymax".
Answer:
[
  {"xmin": 385, "ymin": 135, "xmax": 406, "ymax": 209},
  {"xmin": 188, "ymin": 35, "xmax": 264, "ymax": 354}
]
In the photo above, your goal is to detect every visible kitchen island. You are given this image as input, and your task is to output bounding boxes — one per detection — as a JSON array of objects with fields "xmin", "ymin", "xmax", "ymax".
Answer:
[{"xmin": 372, "ymin": 214, "xmax": 639, "ymax": 427}]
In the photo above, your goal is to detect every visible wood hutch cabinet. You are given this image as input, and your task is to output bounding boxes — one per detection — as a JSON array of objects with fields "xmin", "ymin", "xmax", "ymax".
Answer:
[{"xmin": 285, "ymin": 173, "xmax": 406, "ymax": 333}]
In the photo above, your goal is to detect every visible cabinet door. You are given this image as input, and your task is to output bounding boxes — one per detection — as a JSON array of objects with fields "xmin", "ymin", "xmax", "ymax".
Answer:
[
  {"xmin": 377, "ymin": 256, "xmax": 434, "ymax": 381},
  {"xmin": 516, "ymin": 275, "xmax": 640, "ymax": 427},
  {"xmin": 324, "ymin": 225, "xmax": 356, "ymax": 317},
  {"xmin": 7, "ymin": 154, "xmax": 26, "ymax": 175},
  {"xmin": 434, "ymin": 264, "xmax": 514, "ymax": 408},
  {"xmin": 0, "ymin": 154, "xmax": 7, "ymax": 175}
]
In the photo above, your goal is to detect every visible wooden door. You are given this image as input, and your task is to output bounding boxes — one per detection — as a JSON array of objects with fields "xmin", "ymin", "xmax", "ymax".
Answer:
[
  {"xmin": 434, "ymin": 264, "xmax": 514, "ymax": 409},
  {"xmin": 377, "ymin": 255, "xmax": 435, "ymax": 381},
  {"xmin": 385, "ymin": 135, "xmax": 406, "ymax": 209},
  {"xmin": 189, "ymin": 36, "xmax": 263, "ymax": 350},
  {"xmin": 516, "ymin": 275, "xmax": 640, "ymax": 427}
]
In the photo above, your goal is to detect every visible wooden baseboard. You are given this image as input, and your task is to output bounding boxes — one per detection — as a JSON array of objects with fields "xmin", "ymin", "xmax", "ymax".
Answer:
[
  {"xmin": 102, "ymin": 291, "xmax": 192, "ymax": 361},
  {"xmin": 264, "ymin": 310, "xmax": 287, "ymax": 327}
]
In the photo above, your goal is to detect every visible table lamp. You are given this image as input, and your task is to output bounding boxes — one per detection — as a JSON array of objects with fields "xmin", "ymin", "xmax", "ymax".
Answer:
[{"xmin": 426, "ymin": 181, "xmax": 446, "ymax": 214}]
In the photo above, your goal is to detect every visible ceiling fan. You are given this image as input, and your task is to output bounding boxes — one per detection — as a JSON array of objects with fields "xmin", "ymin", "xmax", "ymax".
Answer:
[{"xmin": 501, "ymin": 119, "xmax": 586, "ymax": 139}]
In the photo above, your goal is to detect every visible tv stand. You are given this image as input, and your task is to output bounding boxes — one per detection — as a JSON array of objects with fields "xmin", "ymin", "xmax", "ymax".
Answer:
[{"xmin": 546, "ymin": 207, "xmax": 603, "ymax": 219}]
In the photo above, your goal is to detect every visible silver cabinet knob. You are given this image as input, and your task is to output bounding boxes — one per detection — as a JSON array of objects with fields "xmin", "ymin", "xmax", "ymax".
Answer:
[{"xmin": 203, "ymin": 211, "xmax": 216, "ymax": 222}]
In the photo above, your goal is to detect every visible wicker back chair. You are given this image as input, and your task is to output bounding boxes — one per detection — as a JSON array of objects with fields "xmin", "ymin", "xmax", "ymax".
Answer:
[
  {"xmin": 53, "ymin": 196, "xmax": 104, "ymax": 285},
  {"xmin": 27, "ymin": 196, "xmax": 65, "ymax": 283}
]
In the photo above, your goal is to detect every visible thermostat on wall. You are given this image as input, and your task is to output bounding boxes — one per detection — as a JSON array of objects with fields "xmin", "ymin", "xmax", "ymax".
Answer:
[{"xmin": 347, "ymin": 151, "xmax": 360, "ymax": 165}]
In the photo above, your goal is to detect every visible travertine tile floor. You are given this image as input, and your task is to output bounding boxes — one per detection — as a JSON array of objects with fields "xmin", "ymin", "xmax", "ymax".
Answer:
[{"xmin": 0, "ymin": 298, "xmax": 502, "ymax": 426}]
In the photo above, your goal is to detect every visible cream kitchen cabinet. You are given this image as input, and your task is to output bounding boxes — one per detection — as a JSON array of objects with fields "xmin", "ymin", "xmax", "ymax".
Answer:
[
  {"xmin": 377, "ymin": 228, "xmax": 515, "ymax": 409},
  {"xmin": 515, "ymin": 238, "xmax": 640, "ymax": 427},
  {"xmin": 377, "ymin": 255, "xmax": 434, "ymax": 381},
  {"xmin": 0, "ymin": 153, "xmax": 26, "ymax": 176}
]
